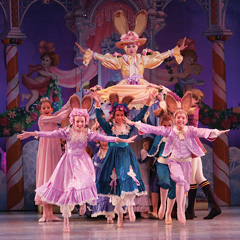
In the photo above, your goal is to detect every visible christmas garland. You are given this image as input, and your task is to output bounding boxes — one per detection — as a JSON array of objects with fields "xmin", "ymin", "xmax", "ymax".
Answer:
[
  {"xmin": 164, "ymin": 60, "xmax": 240, "ymax": 130},
  {"xmin": 0, "ymin": 77, "xmax": 62, "ymax": 137}
]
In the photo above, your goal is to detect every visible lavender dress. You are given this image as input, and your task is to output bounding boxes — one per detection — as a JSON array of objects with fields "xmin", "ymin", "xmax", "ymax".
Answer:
[{"xmin": 35, "ymin": 127, "xmax": 116, "ymax": 217}]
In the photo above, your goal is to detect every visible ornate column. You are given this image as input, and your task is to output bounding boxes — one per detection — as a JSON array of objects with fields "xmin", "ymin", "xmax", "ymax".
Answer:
[
  {"xmin": 203, "ymin": 0, "xmax": 232, "ymax": 206},
  {"xmin": 0, "ymin": 0, "xmax": 26, "ymax": 210}
]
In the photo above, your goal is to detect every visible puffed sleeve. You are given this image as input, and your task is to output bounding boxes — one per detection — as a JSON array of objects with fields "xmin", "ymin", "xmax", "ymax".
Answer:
[
  {"xmin": 40, "ymin": 109, "xmax": 70, "ymax": 124},
  {"xmin": 36, "ymin": 128, "xmax": 68, "ymax": 139},
  {"xmin": 189, "ymin": 126, "xmax": 219, "ymax": 141},
  {"xmin": 87, "ymin": 130, "xmax": 116, "ymax": 143},
  {"xmin": 142, "ymin": 46, "xmax": 183, "ymax": 69},
  {"xmin": 135, "ymin": 122, "xmax": 171, "ymax": 137},
  {"xmin": 93, "ymin": 53, "xmax": 122, "ymax": 70}
]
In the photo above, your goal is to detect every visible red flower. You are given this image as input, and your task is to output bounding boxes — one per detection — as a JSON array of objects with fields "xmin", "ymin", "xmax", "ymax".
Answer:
[
  {"xmin": 35, "ymin": 104, "xmax": 41, "ymax": 111},
  {"xmin": 199, "ymin": 114, "xmax": 203, "ymax": 120},
  {"xmin": 220, "ymin": 119, "xmax": 231, "ymax": 129},
  {"xmin": 211, "ymin": 118, "xmax": 217, "ymax": 123},
  {"xmin": 0, "ymin": 116, "xmax": 10, "ymax": 127},
  {"xmin": 54, "ymin": 96, "xmax": 60, "ymax": 102},
  {"xmin": 201, "ymin": 117, "xmax": 211, "ymax": 125},
  {"xmin": 230, "ymin": 115, "xmax": 238, "ymax": 123},
  {"xmin": 30, "ymin": 112, "xmax": 38, "ymax": 121}
]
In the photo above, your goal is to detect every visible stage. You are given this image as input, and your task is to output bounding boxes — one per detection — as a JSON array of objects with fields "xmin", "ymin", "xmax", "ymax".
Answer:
[{"xmin": 0, "ymin": 206, "xmax": 239, "ymax": 239}]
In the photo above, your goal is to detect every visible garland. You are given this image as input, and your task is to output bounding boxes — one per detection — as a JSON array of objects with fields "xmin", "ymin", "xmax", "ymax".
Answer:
[
  {"xmin": 0, "ymin": 77, "xmax": 62, "ymax": 137},
  {"xmin": 164, "ymin": 60, "xmax": 240, "ymax": 130}
]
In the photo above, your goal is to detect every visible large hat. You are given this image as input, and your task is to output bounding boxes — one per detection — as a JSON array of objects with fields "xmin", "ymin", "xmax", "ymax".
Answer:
[{"xmin": 113, "ymin": 10, "xmax": 148, "ymax": 49}]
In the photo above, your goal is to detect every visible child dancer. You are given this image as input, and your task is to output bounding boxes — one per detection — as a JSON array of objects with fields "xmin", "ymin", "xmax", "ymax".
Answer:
[
  {"xmin": 88, "ymin": 129, "xmax": 116, "ymax": 224},
  {"xmin": 185, "ymin": 89, "xmax": 221, "ymax": 220},
  {"xmin": 34, "ymin": 97, "xmax": 72, "ymax": 222},
  {"xmin": 76, "ymin": 10, "xmax": 187, "ymax": 109},
  {"xmin": 92, "ymin": 90, "xmax": 157, "ymax": 227},
  {"xmin": 132, "ymin": 139, "xmax": 152, "ymax": 219},
  {"xmin": 18, "ymin": 108, "xmax": 136, "ymax": 232},
  {"xmin": 147, "ymin": 114, "xmax": 176, "ymax": 225},
  {"xmin": 125, "ymin": 92, "xmax": 229, "ymax": 225}
]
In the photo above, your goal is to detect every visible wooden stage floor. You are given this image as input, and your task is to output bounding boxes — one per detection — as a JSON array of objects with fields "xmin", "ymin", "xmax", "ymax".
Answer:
[{"xmin": 0, "ymin": 206, "xmax": 239, "ymax": 239}]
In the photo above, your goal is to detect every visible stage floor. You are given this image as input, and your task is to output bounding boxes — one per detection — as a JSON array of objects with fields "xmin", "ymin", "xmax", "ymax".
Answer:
[{"xmin": 0, "ymin": 206, "xmax": 239, "ymax": 240}]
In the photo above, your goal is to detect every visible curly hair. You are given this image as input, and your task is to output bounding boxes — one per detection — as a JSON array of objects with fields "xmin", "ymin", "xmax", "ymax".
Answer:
[{"xmin": 41, "ymin": 51, "xmax": 60, "ymax": 66}]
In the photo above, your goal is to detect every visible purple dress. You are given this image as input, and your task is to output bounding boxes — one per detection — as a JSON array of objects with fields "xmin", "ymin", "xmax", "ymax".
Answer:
[
  {"xmin": 88, "ymin": 141, "xmax": 115, "ymax": 218},
  {"xmin": 35, "ymin": 127, "xmax": 116, "ymax": 217}
]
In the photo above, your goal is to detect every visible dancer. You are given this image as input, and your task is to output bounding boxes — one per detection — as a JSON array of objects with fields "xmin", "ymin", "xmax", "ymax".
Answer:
[
  {"xmin": 185, "ymin": 89, "xmax": 221, "ymax": 220},
  {"xmin": 125, "ymin": 91, "xmax": 229, "ymax": 225},
  {"xmin": 92, "ymin": 90, "xmax": 157, "ymax": 227},
  {"xmin": 132, "ymin": 139, "xmax": 152, "ymax": 219},
  {"xmin": 88, "ymin": 129, "xmax": 116, "ymax": 224},
  {"xmin": 147, "ymin": 114, "xmax": 176, "ymax": 225},
  {"xmin": 18, "ymin": 108, "xmax": 136, "ymax": 232},
  {"xmin": 33, "ymin": 96, "xmax": 73, "ymax": 222},
  {"xmin": 76, "ymin": 10, "xmax": 187, "ymax": 109}
]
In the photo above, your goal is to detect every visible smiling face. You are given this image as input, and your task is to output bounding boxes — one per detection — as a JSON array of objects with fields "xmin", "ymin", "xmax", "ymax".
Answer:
[
  {"xmin": 183, "ymin": 55, "xmax": 194, "ymax": 66},
  {"xmin": 73, "ymin": 115, "xmax": 86, "ymax": 131},
  {"xmin": 114, "ymin": 110, "xmax": 125, "ymax": 124},
  {"xmin": 41, "ymin": 55, "xmax": 52, "ymax": 68},
  {"xmin": 161, "ymin": 120, "xmax": 173, "ymax": 128},
  {"xmin": 40, "ymin": 101, "xmax": 53, "ymax": 116},
  {"xmin": 100, "ymin": 141, "xmax": 108, "ymax": 149},
  {"xmin": 174, "ymin": 112, "xmax": 187, "ymax": 130},
  {"xmin": 126, "ymin": 44, "xmax": 138, "ymax": 56}
]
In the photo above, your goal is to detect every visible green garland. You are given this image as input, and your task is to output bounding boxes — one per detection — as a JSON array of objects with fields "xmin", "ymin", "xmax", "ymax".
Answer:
[
  {"xmin": 0, "ymin": 77, "xmax": 62, "ymax": 138},
  {"xmin": 163, "ymin": 59, "xmax": 240, "ymax": 130}
]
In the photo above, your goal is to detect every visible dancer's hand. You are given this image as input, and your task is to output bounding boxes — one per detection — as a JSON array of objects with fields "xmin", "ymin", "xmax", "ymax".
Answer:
[
  {"xmin": 92, "ymin": 90, "xmax": 101, "ymax": 108},
  {"xmin": 179, "ymin": 37, "xmax": 188, "ymax": 51},
  {"xmin": 124, "ymin": 118, "xmax": 135, "ymax": 126},
  {"xmin": 17, "ymin": 131, "xmax": 36, "ymax": 140},
  {"xmin": 75, "ymin": 42, "xmax": 87, "ymax": 54},
  {"xmin": 149, "ymin": 89, "xmax": 158, "ymax": 101},
  {"xmin": 218, "ymin": 129, "xmax": 230, "ymax": 136},
  {"xmin": 117, "ymin": 135, "xmax": 137, "ymax": 144}
]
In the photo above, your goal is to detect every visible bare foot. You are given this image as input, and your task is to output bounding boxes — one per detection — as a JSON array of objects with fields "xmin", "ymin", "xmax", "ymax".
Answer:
[{"xmin": 38, "ymin": 217, "xmax": 47, "ymax": 222}]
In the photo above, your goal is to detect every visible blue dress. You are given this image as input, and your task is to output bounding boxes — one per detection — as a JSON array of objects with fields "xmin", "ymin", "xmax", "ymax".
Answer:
[
  {"xmin": 95, "ymin": 105, "xmax": 148, "ymax": 206},
  {"xmin": 88, "ymin": 141, "xmax": 115, "ymax": 217}
]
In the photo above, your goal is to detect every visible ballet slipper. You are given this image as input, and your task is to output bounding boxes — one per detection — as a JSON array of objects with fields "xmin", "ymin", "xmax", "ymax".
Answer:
[
  {"xmin": 79, "ymin": 203, "xmax": 86, "ymax": 216},
  {"xmin": 158, "ymin": 205, "xmax": 166, "ymax": 219},
  {"xmin": 38, "ymin": 217, "xmax": 47, "ymax": 222},
  {"xmin": 47, "ymin": 215, "xmax": 62, "ymax": 222},
  {"xmin": 128, "ymin": 206, "xmax": 136, "ymax": 222},
  {"xmin": 177, "ymin": 210, "xmax": 186, "ymax": 226},
  {"xmin": 63, "ymin": 217, "xmax": 70, "ymax": 232},
  {"xmin": 107, "ymin": 218, "xmax": 114, "ymax": 224},
  {"xmin": 117, "ymin": 213, "xmax": 123, "ymax": 227},
  {"xmin": 140, "ymin": 212, "xmax": 150, "ymax": 219},
  {"xmin": 148, "ymin": 212, "xmax": 158, "ymax": 219},
  {"xmin": 158, "ymin": 188, "xmax": 168, "ymax": 219},
  {"xmin": 165, "ymin": 214, "xmax": 172, "ymax": 225}
]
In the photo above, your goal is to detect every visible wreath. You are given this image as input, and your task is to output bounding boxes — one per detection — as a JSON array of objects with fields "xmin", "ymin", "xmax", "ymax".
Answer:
[{"xmin": 0, "ymin": 77, "xmax": 62, "ymax": 137}]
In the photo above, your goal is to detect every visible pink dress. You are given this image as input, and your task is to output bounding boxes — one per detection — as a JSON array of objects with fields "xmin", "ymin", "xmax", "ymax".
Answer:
[
  {"xmin": 35, "ymin": 127, "xmax": 116, "ymax": 217},
  {"xmin": 35, "ymin": 109, "xmax": 70, "ymax": 205}
]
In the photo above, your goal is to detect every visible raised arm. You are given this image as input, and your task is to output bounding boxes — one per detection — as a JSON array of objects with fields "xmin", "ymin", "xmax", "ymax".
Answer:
[
  {"xmin": 40, "ymin": 109, "xmax": 70, "ymax": 124},
  {"xmin": 92, "ymin": 91, "xmax": 112, "ymax": 133},
  {"xmin": 17, "ymin": 128, "xmax": 67, "ymax": 140}
]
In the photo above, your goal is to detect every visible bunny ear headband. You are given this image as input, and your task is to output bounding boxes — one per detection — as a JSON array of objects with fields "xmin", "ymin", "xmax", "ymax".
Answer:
[
  {"xmin": 165, "ymin": 91, "xmax": 192, "ymax": 117},
  {"xmin": 113, "ymin": 10, "xmax": 148, "ymax": 49},
  {"xmin": 69, "ymin": 94, "xmax": 93, "ymax": 112}
]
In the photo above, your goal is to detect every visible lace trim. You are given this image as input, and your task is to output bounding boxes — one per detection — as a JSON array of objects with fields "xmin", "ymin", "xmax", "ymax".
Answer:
[
  {"xmin": 66, "ymin": 128, "xmax": 88, "ymax": 144},
  {"xmin": 97, "ymin": 147, "xmax": 108, "ymax": 160},
  {"xmin": 112, "ymin": 122, "xmax": 131, "ymax": 136}
]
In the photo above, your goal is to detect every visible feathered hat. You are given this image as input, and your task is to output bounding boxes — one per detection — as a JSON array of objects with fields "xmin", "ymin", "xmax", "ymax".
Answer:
[{"xmin": 113, "ymin": 10, "xmax": 148, "ymax": 49}]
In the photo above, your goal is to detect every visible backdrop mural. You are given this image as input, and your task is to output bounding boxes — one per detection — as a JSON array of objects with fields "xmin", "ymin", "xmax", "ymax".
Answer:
[{"xmin": 0, "ymin": 0, "xmax": 239, "ymax": 210}]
